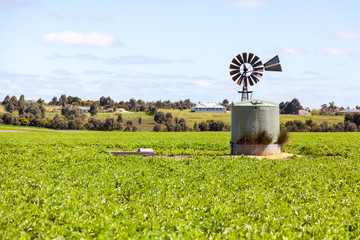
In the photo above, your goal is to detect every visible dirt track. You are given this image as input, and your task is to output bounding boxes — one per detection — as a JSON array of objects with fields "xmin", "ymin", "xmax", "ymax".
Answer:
[
  {"xmin": 0, "ymin": 130, "xmax": 26, "ymax": 133},
  {"xmin": 158, "ymin": 152, "xmax": 299, "ymax": 160}
]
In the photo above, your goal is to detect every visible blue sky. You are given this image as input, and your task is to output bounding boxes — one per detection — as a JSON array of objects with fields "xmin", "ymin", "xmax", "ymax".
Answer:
[{"xmin": 1, "ymin": 0, "xmax": 360, "ymax": 109}]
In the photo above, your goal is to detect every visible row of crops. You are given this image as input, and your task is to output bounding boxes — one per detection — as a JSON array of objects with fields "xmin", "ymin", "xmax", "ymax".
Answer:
[{"xmin": 1, "ymin": 131, "xmax": 360, "ymax": 238}]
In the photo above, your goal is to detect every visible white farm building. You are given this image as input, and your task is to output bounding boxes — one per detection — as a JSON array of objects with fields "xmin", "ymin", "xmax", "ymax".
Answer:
[{"xmin": 192, "ymin": 103, "xmax": 226, "ymax": 113}]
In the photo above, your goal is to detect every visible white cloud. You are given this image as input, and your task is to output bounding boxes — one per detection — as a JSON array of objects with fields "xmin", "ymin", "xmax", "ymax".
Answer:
[
  {"xmin": 194, "ymin": 80, "xmax": 216, "ymax": 88},
  {"xmin": 302, "ymin": 71, "xmax": 321, "ymax": 76},
  {"xmin": 316, "ymin": 47, "xmax": 347, "ymax": 56},
  {"xmin": 51, "ymin": 54, "xmax": 101, "ymax": 60},
  {"xmin": 49, "ymin": 12, "xmax": 76, "ymax": 20},
  {"xmin": 90, "ymin": 14, "xmax": 114, "ymax": 22},
  {"xmin": 104, "ymin": 55, "xmax": 174, "ymax": 65},
  {"xmin": 229, "ymin": 0, "xmax": 267, "ymax": 8},
  {"xmin": 51, "ymin": 69, "xmax": 74, "ymax": 76},
  {"xmin": 42, "ymin": 31, "xmax": 117, "ymax": 47},
  {"xmin": 49, "ymin": 54, "xmax": 192, "ymax": 65},
  {"xmin": 0, "ymin": 71, "xmax": 83, "ymax": 99},
  {"xmin": 111, "ymin": 70, "xmax": 215, "ymax": 81},
  {"xmin": 280, "ymin": 48, "xmax": 302, "ymax": 55},
  {"xmin": 112, "ymin": 71, "xmax": 187, "ymax": 79},
  {"xmin": 0, "ymin": 0, "xmax": 31, "ymax": 10},
  {"xmin": 0, "ymin": 0, "xmax": 11, "ymax": 9},
  {"xmin": 337, "ymin": 30, "xmax": 360, "ymax": 40},
  {"xmin": 83, "ymin": 69, "xmax": 113, "ymax": 75}
]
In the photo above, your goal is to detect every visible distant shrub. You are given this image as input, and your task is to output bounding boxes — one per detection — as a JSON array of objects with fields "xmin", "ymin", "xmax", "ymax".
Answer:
[
  {"xmin": 117, "ymin": 114, "xmax": 123, "ymax": 123},
  {"xmin": 67, "ymin": 118, "xmax": 84, "ymax": 130},
  {"xmin": 146, "ymin": 106, "xmax": 157, "ymax": 116},
  {"xmin": 18, "ymin": 118, "xmax": 30, "ymax": 126},
  {"xmin": 165, "ymin": 122, "xmax": 174, "ymax": 132},
  {"xmin": 50, "ymin": 115, "xmax": 68, "ymax": 129},
  {"xmin": 39, "ymin": 118, "xmax": 48, "ymax": 128},
  {"xmin": 104, "ymin": 117, "xmax": 116, "ymax": 131},
  {"xmin": 174, "ymin": 123, "xmax": 181, "ymax": 132},
  {"xmin": 61, "ymin": 105, "xmax": 84, "ymax": 120},
  {"xmin": 198, "ymin": 121, "xmax": 209, "ymax": 131},
  {"xmin": 335, "ymin": 122, "xmax": 344, "ymax": 132},
  {"xmin": 124, "ymin": 125, "xmax": 132, "ymax": 131},
  {"xmin": 178, "ymin": 118, "xmax": 187, "ymax": 131},
  {"xmin": 126, "ymin": 120, "xmax": 133, "ymax": 127},
  {"xmin": 193, "ymin": 122, "xmax": 199, "ymax": 132},
  {"xmin": 345, "ymin": 113, "xmax": 360, "ymax": 125},
  {"xmin": 89, "ymin": 102, "xmax": 98, "ymax": 116},
  {"xmin": 154, "ymin": 111, "xmax": 166, "ymax": 124},
  {"xmin": 2, "ymin": 113, "xmax": 17, "ymax": 125},
  {"xmin": 86, "ymin": 118, "xmax": 103, "ymax": 130},
  {"xmin": 153, "ymin": 124, "xmax": 162, "ymax": 132},
  {"xmin": 208, "ymin": 120, "xmax": 225, "ymax": 131},
  {"xmin": 345, "ymin": 122, "xmax": 357, "ymax": 132}
]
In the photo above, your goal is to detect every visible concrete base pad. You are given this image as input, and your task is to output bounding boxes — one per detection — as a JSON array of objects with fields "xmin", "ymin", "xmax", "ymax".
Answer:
[{"xmin": 231, "ymin": 144, "xmax": 281, "ymax": 155}]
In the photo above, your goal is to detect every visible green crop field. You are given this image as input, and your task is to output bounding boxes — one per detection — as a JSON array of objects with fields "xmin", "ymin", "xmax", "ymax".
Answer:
[{"xmin": 1, "ymin": 128, "xmax": 360, "ymax": 238}]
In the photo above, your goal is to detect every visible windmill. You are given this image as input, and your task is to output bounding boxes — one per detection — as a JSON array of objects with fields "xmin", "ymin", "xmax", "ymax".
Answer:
[{"xmin": 229, "ymin": 53, "xmax": 282, "ymax": 101}]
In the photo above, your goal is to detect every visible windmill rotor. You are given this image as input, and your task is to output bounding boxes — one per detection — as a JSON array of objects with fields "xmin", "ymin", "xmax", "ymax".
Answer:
[{"xmin": 229, "ymin": 52, "xmax": 282, "ymax": 101}]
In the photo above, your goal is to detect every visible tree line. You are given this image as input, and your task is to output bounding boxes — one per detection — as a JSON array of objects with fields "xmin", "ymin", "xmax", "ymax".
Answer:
[
  {"xmin": 0, "ymin": 103, "xmax": 129, "ymax": 131},
  {"xmin": 3, "ymin": 94, "xmax": 360, "ymax": 115},
  {"xmin": 46, "ymin": 94, "xmax": 195, "ymax": 111},
  {"xmin": 2, "ymin": 94, "xmax": 360, "ymax": 132},
  {"xmin": 283, "ymin": 114, "xmax": 360, "ymax": 132},
  {"xmin": 2, "ymin": 94, "xmax": 235, "ymax": 114},
  {"xmin": 0, "ymin": 95, "xmax": 230, "ymax": 132},
  {"xmin": 280, "ymin": 98, "xmax": 360, "ymax": 115},
  {"xmin": 1, "ymin": 95, "xmax": 128, "ymax": 131},
  {"xmin": 152, "ymin": 111, "xmax": 230, "ymax": 132}
]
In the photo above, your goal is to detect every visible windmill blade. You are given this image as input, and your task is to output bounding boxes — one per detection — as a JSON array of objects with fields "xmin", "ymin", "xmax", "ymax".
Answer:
[
  {"xmin": 230, "ymin": 69, "xmax": 240, "ymax": 76},
  {"xmin": 231, "ymin": 57, "xmax": 241, "ymax": 66},
  {"xmin": 249, "ymin": 55, "xmax": 260, "ymax": 65},
  {"xmin": 242, "ymin": 52, "xmax": 248, "ymax": 63},
  {"xmin": 247, "ymin": 76, "xmax": 254, "ymax": 86},
  {"xmin": 253, "ymin": 67, "xmax": 264, "ymax": 72},
  {"xmin": 253, "ymin": 61, "xmax": 263, "ymax": 68},
  {"xmin": 232, "ymin": 72, "xmax": 242, "ymax": 81},
  {"xmin": 265, "ymin": 64, "xmax": 282, "ymax": 71},
  {"xmin": 264, "ymin": 55, "xmax": 280, "ymax": 67},
  {"xmin": 253, "ymin": 72, "xmax": 263, "ymax": 78},
  {"xmin": 236, "ymin": 54, "xmax": 244, "ymax": 64},
  {"xmin": 237, "ymin": 75, "xmax": 245, "ymax": 85},
  {"xmin": 250, "ymin": 74, "xmax": 259, "ymax": 83},
  {"xmin": 248, "ymin": 53, "xmax": 254, "ymax": 63},
  {"xmin": 230, "ymin": 64, "xmax": 240, "ymax": 70}
]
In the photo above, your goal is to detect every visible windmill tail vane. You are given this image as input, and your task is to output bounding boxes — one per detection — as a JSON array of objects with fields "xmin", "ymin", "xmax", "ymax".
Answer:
[{"xmin": 229, "ymin": 52, "xmax": 282, "ymax": 101}]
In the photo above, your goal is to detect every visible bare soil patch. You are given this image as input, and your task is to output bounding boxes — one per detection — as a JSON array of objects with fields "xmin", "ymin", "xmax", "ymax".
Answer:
[
  {"xmin": 156, "ymin": 152, "xmax": 300, "ymax": 160},
  {"xmin": 251, "ymin": 152, "xmax": 300, "ymax": 160}
]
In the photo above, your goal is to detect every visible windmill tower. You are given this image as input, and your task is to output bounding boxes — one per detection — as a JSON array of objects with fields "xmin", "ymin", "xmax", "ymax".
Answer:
[{"xmin": 229, "ymin": 52, "xmax": 282, "ymax": 155}]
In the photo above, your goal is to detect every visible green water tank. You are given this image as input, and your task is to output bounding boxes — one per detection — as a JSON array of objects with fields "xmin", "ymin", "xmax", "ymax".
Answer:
[{"xmin": 231, "ymin": 99, "xmax": 280, "ymax": 145}]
